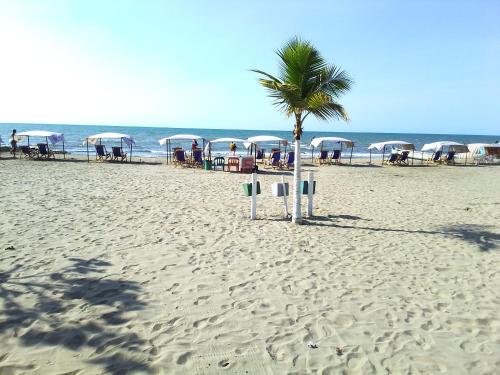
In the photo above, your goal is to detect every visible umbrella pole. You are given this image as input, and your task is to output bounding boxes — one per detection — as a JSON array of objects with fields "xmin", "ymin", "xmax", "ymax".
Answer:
[
  {"xmin": 382, "ymin": 146, "xmax": 385, "ymax": 165},
  {"xmin": 340, "ymin": 143, "xmax": 343, "ymax": 164},
  {"xmin": 63, "ymin": 140, "xmax": 65, "ymax": 159},
  {"xmin": 349, "ymin": 145, "xmax": 353, "ymax": 164},
  {"xmin": 412, "ymin": 150, "xmax": 414, "ymax": 166},
  {"xmin": 369, "ymin": 149, "xmax": 371, "ymax": 164},
  {"xmin": 130, "ymin": 144, "xmax": 133, "ymax": 163},
  {"xmin": 86, "ymin": 139, "xmax": 89, "ymax": 162},
  {"xmin": 311, "ymin": 146, "xmax": 314, "ymax": 163}
]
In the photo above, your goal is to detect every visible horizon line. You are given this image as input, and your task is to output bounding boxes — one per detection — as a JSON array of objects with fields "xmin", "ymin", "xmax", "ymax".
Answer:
[{"xmin": 0, "ymin": 122, "xmax": 498, "ymax": 138}]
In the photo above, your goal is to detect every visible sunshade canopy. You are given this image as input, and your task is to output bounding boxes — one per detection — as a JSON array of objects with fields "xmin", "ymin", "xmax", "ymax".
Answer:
[
  {"xmin": 86, "ymin": 132, "xmax": 135, "ymax": 146},
  {"xmin": 368, "ymin": 140, "xmax": 414, "ymax": 152},
  {"xmin": 244, "ymin": 135, "xmax": 288, "ymax": 148},
  {"xmin": 16, "ymin": 130, "xmax": 65, "ymax": 145},
  {"xmin": 421, "ymin": 141, "xmax": 466, "ymax": 153},
  {"xmin": 310, "ymin": 136, "xmax": 354, "ymax": 148},
  {"xmin": 158, "ymin": 134, "xmax": 204, "ymax": 146},
  {"xmin": 246, "ymin": 135, "xmax": 287, "ymax": 143},
  {"xmin": 467, "ymin": 143, "xmax": 500, "ymax": 156},
  {"xmin": 207, "ymin": 137, "xmax": 247, "ymax": 144},
  {"xmin": 204, "ymin": 137, "xmax": 247, "ymax": 153}
]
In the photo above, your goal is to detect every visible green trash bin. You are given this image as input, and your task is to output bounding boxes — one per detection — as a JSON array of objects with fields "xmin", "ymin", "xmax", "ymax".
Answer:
[
  {"xmin": 301, "ymin": 180, "xmax": 316, "ymax": 194},
  {"xmin": 242, "ymin": 182, "xmax": 261, "ymax": 196},
  {"xmin": 203, "ymin": 160, "xmax": 212, "ymax": 170}
]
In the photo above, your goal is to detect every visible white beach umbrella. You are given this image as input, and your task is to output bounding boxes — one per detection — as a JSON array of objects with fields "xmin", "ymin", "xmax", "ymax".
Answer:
[
  {"xmin": 158, "ymin": 134, "xmax": 204, "ymax": 146},
  {"xmin": 16, "ymin": 130, "xmax": 66, "ymax": 158},
  {"xmin": 367, "ymin": 140, "xmax": 415, "ymax": 165},
  {"xmin": 16, "ymin": 130, "xmax": 65, "ymax": 145},
  {"xmin": 85, "ymin": 132, "xmax": 136, "ymax": 162},
  {"xmin": 421, "ymin": 141, "xmax": 466, "ymax": 152},
  {"xmin": 204, "ymin": 137, "xmax": 247, "ymax": 156},
  {"xmin": 86, "ymin": 132, "xmax": 135, "ymax": 146},
  {"xmin": 367, "ymin": 140, "xmax": 414, "ymax": 152},
  {"xmin": 310, "ymin": 136, "xmax": 355, "ymax": 164}
]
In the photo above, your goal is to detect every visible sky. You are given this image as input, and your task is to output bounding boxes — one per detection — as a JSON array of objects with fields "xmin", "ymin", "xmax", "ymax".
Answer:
[{"xmin": 0, "ymin": 0, "xmax": 498, "ymax": 135}]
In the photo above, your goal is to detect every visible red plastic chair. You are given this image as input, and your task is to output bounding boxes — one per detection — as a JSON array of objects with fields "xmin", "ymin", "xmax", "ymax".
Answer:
[{"xmin": 226, "ymin": 157, "xmax": 240, "ymax": 172}]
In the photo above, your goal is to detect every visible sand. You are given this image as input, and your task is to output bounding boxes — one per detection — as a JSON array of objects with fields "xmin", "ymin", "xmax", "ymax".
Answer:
[{"xmin": 0, "ymin": 156, "xmax": 499, "ymax": 374}]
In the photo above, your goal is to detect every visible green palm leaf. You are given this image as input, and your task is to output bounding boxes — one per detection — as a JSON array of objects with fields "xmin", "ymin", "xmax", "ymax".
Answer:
[{"xmin": 252, "ymin": 36, "xmax": 352, "ymax": 133}]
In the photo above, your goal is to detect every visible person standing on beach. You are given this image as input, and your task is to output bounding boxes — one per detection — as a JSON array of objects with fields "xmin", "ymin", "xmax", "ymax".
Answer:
[
  {"xmin": 229, "ymin": 142, "xmax": 237, "ymax": 155},
  {"xmin": 9, "ymin": 129, "xmax": 17, "ymax": 156},
  {"xmin": 191, "ymin": 139, "xmax": 198, "ymax": 150}
]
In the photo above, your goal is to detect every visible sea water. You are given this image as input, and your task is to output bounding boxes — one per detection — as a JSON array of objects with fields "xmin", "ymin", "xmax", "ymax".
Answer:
[{"xmin": 0, "ymin": 123, "xmax": 498, "ymax": 159}]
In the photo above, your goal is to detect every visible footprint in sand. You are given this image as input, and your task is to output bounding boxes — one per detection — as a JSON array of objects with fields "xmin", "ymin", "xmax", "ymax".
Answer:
[
  {"xmin": 176, "ymin": 351, "xmax": 192, "ymax": 365},
  {"xmin": 194, "ymin": 295, "xmax": 210, "ymax": 306}
]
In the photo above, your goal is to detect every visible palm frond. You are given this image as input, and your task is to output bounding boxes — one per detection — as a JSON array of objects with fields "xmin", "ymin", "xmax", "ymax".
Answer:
[{"xmin": 252, "ymin": 36, "xmax": 352, "ymax": 125}]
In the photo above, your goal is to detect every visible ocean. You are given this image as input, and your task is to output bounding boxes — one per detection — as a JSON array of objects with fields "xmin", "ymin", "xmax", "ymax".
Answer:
[{"xmin": 1, "ymin": 123, "xmax": 498, "ymax": 159}]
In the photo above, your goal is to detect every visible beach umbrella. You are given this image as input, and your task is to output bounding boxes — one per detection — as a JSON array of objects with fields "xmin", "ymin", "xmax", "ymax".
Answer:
[
  {"xmin": 310, "ymin": 136, "xmax": 355, "ymax": 164},
  {"xmin": 85, "ymin": 132, "xmax": 135, "ymax": 163},
  {"xmin": 16, "ymin": 130, "xmax": 66, "ymax": 159},
  {"xmin": 158, "ymin": 134, "xmax": 205, "ymax": 164},
  {"xmin": 368, "ymin": 141, "xmax": 415, "ymax": 165}
]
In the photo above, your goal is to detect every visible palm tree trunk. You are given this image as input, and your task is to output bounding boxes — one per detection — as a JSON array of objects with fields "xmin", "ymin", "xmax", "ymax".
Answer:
[
  {"xmin": 292, "ymin": 138, "xmax": 302, "ymax": 224},
  {"xmin": 292, "ymin": 118, "xmax": 302, "ymax": 224}
]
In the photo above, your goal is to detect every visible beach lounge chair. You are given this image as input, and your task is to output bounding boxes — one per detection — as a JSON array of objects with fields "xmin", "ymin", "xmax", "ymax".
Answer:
[
  {"xmin": 429, "ymin": 150, "xmax": 442, "ymax": 163},
  {"xmin": 20, "ymin": 145, "xmax": 36, "ymax": 159},
  {"xmin": 95, "ymin": 144, "xmax": 111, "ymax": 161},
  {"xmin": 316, "ymin": 150, "xmax": 329, "ymax": 165},
  {"xmin": 266, "ymin": 151, "xmax": 281, "ymax": 169},
  {"xmin": 112, "ymin": 146, "xmax": 127, "ymax": 162},
  {"xmin": 226, "ymin": 157, "xmax": 240, "ymax": 172},
  {"xmin": 331, "ymin": 150, "xmax": 341, "ymax": 164},
  {"xmin": 398, "ymin": 151, "xmax": 410, "ymax": 165},
  {"xmin": 256, "ymin": 149, "xmax": 265, "ymax": 162},
  {"xmin": 443, "ymin": 151, "xmax": 455, "ymax": 164},
  {"xmin": 173, "ymin": 149, "xmax": 187, "ymax": 167},
  {"xmin": 191, "ymin": 149, "xmax": 203, "ymax": 168},
  {"xmin": 384, "ymin": 153, "xmax": 398, "ymax": 165},
  {"xmin": 212, "ymin": 156, "xmax": 225, "ymax": 171},
  {"xmin": 281, "ymin": 151, "xmax": 294, "ymax": 169},
  {"xmin": 37, "ymin": 143, "xmax": 55, "ymax": 159}
]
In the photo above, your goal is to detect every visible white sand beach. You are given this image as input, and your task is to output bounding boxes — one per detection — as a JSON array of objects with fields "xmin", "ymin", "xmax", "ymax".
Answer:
[{"xmin": 1, "ymin": 158, "xmax": 499, "ymax": 374}]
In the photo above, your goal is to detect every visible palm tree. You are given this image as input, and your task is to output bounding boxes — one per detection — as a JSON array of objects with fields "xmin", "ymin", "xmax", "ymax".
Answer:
[{"xmin": 252, "ymin": 37, "xmax": 352, "ymax": 224}]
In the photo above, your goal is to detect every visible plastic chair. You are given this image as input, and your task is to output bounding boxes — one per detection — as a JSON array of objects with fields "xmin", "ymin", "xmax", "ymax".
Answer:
[
  {"xmin": 212, "ymin": 156, "xmax": 226, "ymax": 171},
  {"xmin": 227, "ymin": 157, "xmax": 240, "ymax": 172}
]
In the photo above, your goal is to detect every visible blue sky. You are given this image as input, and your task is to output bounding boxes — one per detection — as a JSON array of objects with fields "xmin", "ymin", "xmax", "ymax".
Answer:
[{"xmin": 0, "ymin": 0, "xmax": 498, "ymax": 135}]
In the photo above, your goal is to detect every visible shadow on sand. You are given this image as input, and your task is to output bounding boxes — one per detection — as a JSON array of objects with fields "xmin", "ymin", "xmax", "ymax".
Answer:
[
  {"xmin": 0, "ymin": 257, "xmax": 152, "ymax": 374},
  {"xmin": 302, "ymin": 216, "xmax": 499, "ymax": 252}
]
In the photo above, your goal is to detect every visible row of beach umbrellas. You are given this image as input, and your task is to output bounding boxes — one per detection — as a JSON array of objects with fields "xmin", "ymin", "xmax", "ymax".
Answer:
[{"xmin": 3, "ymin": 130, "xmax": 498, "ymax": 164}]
